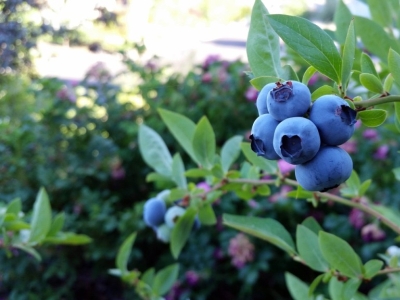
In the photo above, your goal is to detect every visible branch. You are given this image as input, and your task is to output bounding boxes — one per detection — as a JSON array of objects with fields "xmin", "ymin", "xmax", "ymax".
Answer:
[{"xmin": 354, "ymin": 95, "xmax": 400, "ymax": 109}]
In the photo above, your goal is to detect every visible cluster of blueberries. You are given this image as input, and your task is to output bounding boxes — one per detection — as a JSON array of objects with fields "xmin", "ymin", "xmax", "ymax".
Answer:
[
  {"xmin": 250, "ymin": 80, "xmax": 357, "ymax": 192},
  {"xmin": 143, "ymin": 191, "xmax": 200, "ymax": 241}
]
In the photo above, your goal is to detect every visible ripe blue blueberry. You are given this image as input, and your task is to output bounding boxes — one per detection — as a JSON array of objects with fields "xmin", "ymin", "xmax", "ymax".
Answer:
[
  {"xmin": 267, "ymin": 81, "xmax": 311, "ymax": 121},
  {"xmin": 309, "ymin": 95, "xmax": 357, "ymax": 145},
  {"xmin": 255, "ymin": 82, "xmax": 275, "ymax": 115},
  {"xmin": 273, "ymin": 117, "xmax": 320, "ymax": 164},
  {"xmin": 250, "ymin": 114, "xmax": 280, "ymax": 160},
  {"xmin": 165, "ymin": 205, "xmax": 186, "ymax": 228},
  {"xmin": 143, "ymin": 197, "xmax": 166, "ymax": 228},
  {"xmin": 295, "ymin": 146, "xmax": 353, "ymax": 192}
]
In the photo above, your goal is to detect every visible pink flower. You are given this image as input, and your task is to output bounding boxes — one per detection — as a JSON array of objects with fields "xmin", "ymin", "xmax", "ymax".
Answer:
[
  {"xmin": 245, "ymin": 86, "xmax": 259, "ymax": 102},
  {"xmin": 269, "ymin": 185, "xmax": 293, "ymax": 203},
  {"xmin": 348, "ymin": 208, "xmax": 365, "ymax": 229},
  {"xmin": 373, "ymin": 145, "xmax": 389, "ymax": 160},
  {"xmin": 355, "ymin": 120, "xmax": 362, "ymax": 129},
  {"xmin": 196, "ymin": 181, "xmax": 211, "ymax": 192},
  {"xmin": 201, "ymin": 72, "xmax": 212, "ymax": 83},
  {"xmin": 203, "ymin": 54, "xmax": 220, "ymax": 69},
  {"xmin": 361, "ymin": 223, "xmax": 386, "ymax": 242},
  {"xmin": 278, "ymin": 159, "xmax": 295, "ymax": 175},
  {"xmin": 363, "ymin": 129, "xmax": 379, "ymax": 140},
  {"xmin": 185, "ymin": 271, "xmax": 200, "ymax": 286},
  {"xmin": 228, "ymin": 233, "xmax": 254, "ymax": 268},
  {"xmin": 308, "ymin": 74, "xmax": 319, "ymax": 86},
  {"xmin": 248, "ymin": 199, "xmax": 259, "ymax": 209},
  {"xmin": 339, "ymin": 140, "xmax": 357, "ymax": 153},
  {"xmin": 56, "ymin": 85, "xmax": 76, "ymax": 103}
]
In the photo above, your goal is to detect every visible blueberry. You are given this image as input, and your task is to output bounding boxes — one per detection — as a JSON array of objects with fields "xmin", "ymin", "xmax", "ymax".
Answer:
[
  {"xmin": 255, "ymin": 82, "xmax": 275, "ymax": 115},
  {"xmin": 250, "ymin": 114, "xmax": 281, "ymax": 160},
  {"xmin": 309, "ymin": 95, "xmax": 357, "ymax": 145},
  {"xmin": 143, "ymin": 198, "xmax": 167, "ymax": 228},
  {"xmin": 273, "ymin": 117, "xmax": 320, "ymax": 164},
  {"xmin": 295, "ymin": 146, "xmax": 353, "ymax": 192},
  {"xmin": 155, "ymin": 224, "xmax": 171, "ymax": 243},
  {"xmin": 164, "ymin": 205, "xmax": 186, "ymax": 228},
  {"xmin": 267, "ymin": 81, "xmax": 311, "ymax": 121}
]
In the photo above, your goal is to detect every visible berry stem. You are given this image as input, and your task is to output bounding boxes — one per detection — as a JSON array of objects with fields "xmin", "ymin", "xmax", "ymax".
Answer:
[{"xmin": 376, "ymin": 267, "xmax": 400, "ymax": 276}]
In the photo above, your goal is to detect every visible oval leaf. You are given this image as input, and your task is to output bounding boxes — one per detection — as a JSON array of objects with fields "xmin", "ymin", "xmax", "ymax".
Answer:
[
  {"xmin": 388, "ymin": 48, "xmax": 400, "ymax": 86},
  {"xmin": 223, "ymin": 213, "xmax": 296, "ymax": 255},
  {"xmin": 116, "ymin": 232, "xmax": 137, "ymax": 274},
  {"xmin": 285, "ymin": 272, "xmax": 312, "ymax": 300},
  {"xmin": 296, "ymin": 225, "xmax": 329, "ymax": 272},
  {"xmin": 341, "ymin": 20, "xmax": 355, "ymax": 89},
  {"xmin": 247, "ymin": 0, "xmax": 283, "ymax": 78},
  {"xmin": 302, "ymin": 66, "xmax": 317, "ymax": 85},
  {"xmin": 138, "ymin": 124, "xmax": 172, "ymax": 177},
  {"xmin": 364, "ymin": 259, "xmax": 383, "ymax": 279},
  {"xmin": 357, "ymin": 109, "xmax": 387, "ymax": 127},
  {"xmin": 198, "ymin": 204, "xmax": 217, "ymax": 226},
  {"xmin": 359, "ymin": 73, "xmax": 384, "ymax": 94},
  {"xmin": 267, "ymin": 14, "xmax": 342, "ymax": 83},
  {"xmin": 192, "ymin": 116, "xmax": 216, "ymax": 169},
  {"xmin": 311, "ymin": 85, "xmax": 336, "ymax": 101},
  {"xmin": 361, "ymin": 53, "xmax": 379, "ymax": 77},
  {"xmin": 152, "ymin": 263, "xmax": 180, "ymax": 296},
  {"xmin": 250, "ymin": 76, "xmax": 281, "ymax": 90},
  {"xmin": 241, "ymin": 142, "xmax": 277, "ymax": 174},
  {"xmin": 171, "ymin": 153, "xmax": 187, "ymax": 189},
  {"xmin": 319, "ymin": 231, "xmax": 363, "ymax": 278},
  {"xmin": 334, "ymin": 0, "xmax": 353, "ymax": 44},
  {"xmin": 28, "ymin": 188, "xmax": 52, "ymax": 244},
  {"xmin": 170, "ymin": 207, "xmax": 197, "ymax": 259},
  {"xmin": 221, "ymin": 135, "xmax": 243, "ymax": 174}
]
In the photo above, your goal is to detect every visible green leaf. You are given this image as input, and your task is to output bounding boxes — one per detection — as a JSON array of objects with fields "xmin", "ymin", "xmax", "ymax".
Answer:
[
  {"xmin": 158, "ymin": 108, "xmax": 197, "ymax": 164},
  {"xmin": 3, "ymin": 220, "xmax": 30, "ymax": 231},
  {"xmin": 145, "ymin": 172, "xmax": 174, "ymax": 184},
  {"xmin": 171, "ymin": 153, "xmax": 187, "ymax": 189},
  {"xmin": 28, "ymin": 188, "xmax": 52, "ymax": 244},
  {"xmin": 13, "ymin": 244, "xmax": 42, "ymax": 261},
  {"xmin": 6, "ymin": 198, "xmax": 21, "ymax": 216},
  {"xmin": 302, "ymin": 217, "xmax": 323, "ymax": 235},
  {"xmin": 388, "ymin": 48, "xmax": 400, "ymax": 86},
  {"xmin": 311, "ymin": 85, "xmax": 336, "ymax": 101},
  {"xmin": 246, "ymin": 0, "xmax": 283, "ymax": 78},
  {"xmin": 241, "ymin": 142, "xmax": 277, "ymax": 174},
  {"xmin": 256, "ymin": 185, "xmax": 271, "ymax": 196},
  {"xmin": 359, "ymin": 179, "xmax": 371, "ymax": 196},
  {"xmin": 383, "ymin": 73, "xmax": 394, "ymax": 92},
  {"xmin": 267, "ymin": 14, "xmax": 342, "ymax": 83},
  {"xmin": 359, "ymin": 73, "xmax": 384, "ymax": 94},
  {"xmin": 282, "ymin": 65, "xmax": 299, "ymax": 81},
  {"xmin": 141, "ymin": 268, "xmax": 155, "ymax": 287},
  {"xmin": 152, "ymin": 263, "xmax": 180, "ymax": 296},
  {"xmin": 364, "ymin": 259, "xmax": 384, "ymax": 279},
  {"xmin": 319, "ymin": 231, "xmax": 363, "ymax": 278},
  {"xmin": 341, "ymin": 20, "xmax": 356, "ymax": 89},
  {"xmin": 308, "ymin": 274, "xmax": 324, "ymax": 297},
  {"xmin": 167, "ymin": 188, "xmax": 188, "ymax": 202},
  {"xmin": 223, "ymin": 214, "xmax": 296, "ymax": 255},
  {"xmin": 198, "ymin": 204, "xmax": 217, "ymax": 225},
  {"xmin": 287, "ymin": 185, "xmax": 314, "ymax": 200},
  {"xmin": 361, "ymin": 53, "xmax": 379, "ymax": 77},
  {"xmin": 116, "ymin": 232, "xmax": 137, "ymax": 274},
  {"xmin": 296, "ymin": 225, "xmax": 329, "ymax": 272},
  {"xmin": 393, "ymin": 167, "xmax": 400, "ymax": 181},
  {"xmin": 394, "ymin": 102, "xmax": 400, "ymax": 133},
  {"xmin": 47, "ymin": 212, "xmax": 65, "ymax": 237},
  {"xmin": 341, "ymin": 170, "xmax": 360, "ymax": 197},
  {"xmin": 250, "ymin": 76, "xmax": 281, "ymax": 90},
  {"xmin": 138, "ymin": 124, "xmax": 172, "ymax": 177},
  {"xmin": 43, "ymin": 232, "xmax": 92, "ymax": 245},
  {"xmin": 334, "ymin": 0, "xmax": 353, "ymax": 44},
  {"xmin": 192, "ymin": 116, "xmax": 216, "ymax": 169},
  {"xmin": 354, "ymin": 16, "xmax": 400, "ymax": 62},
  {"xmin": 366, "ymin": 0, "xmax": 393, "ymax": 28},
  {"xmin": 184, "ymin": 168, "xmax": 212, "ymax": 178},
  {"xmin": 221, "ymin": 135, "xmax": 243, "ymax": 174},
  {"xmin": 329, "ymin": 277, "xmax": 361, "ymax": 300},
  {"xmin": 285, "ymin": 272, "xmax": 312, "ymax": 300},
  {"xmin": 302, "ymin": 66, "xmax": 317, "ymax": 85},
  {"xmin": 170, "ymin": 207, "xmax": 197, "ymax": 259},
  {"xmin": 357, "ymin": 109, "xmax": 388, "ymax": 127}
]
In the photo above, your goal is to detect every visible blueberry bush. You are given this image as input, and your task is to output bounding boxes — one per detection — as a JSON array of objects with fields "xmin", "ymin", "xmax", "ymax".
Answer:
[{"xmin": 120, "ymin": 0, "xmax": 400, "ymax": 299}]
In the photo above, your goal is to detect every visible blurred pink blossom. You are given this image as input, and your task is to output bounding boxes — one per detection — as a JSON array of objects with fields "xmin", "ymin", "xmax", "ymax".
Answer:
[
  {"xmin": 363, "ymin": 129, "xmax": 379, "ymax": 141},
  {"xmin": 203, "ymin": 54, "xmax": 220, "ymax": 69},
  {"xmin": 185, "ymin": 271, "xmax": 200, "ymax": 286},
  {"xmin": 355, "ymin": 120, "xmax": 362, "ymax": 129},
  {"xmin": 269, "ymin": 185, "xmax": 293, "ymax": 203},
  {"xmin": 196, "ymin": 181, "xmax": 211, "ymax": 192},
  {"xmin": 56, "ymin": 85, "xmax": 76, "ymax": 103},
  {"xmin": 248, "ymin": 199, "xmax": 260, "ymax": 209},
  {"xmin": 245, "ymin": 86, "xmax": 259, "ymax": 102},
  {"xmin": 278, "ymin": 159, "xmax": 295, "ymax": 175},
  {"xmin": 348, "ymin": 208, "xmax": 365, "ymax": 229},
  {"xmin": 361, "ymin": 223, "xmax": 386, "ymax": 242},
  {"xmin": 201, "ymin": 72, "xmax": 212, "ymax": 83},
  {"xmin": 339, "ymin": 139, "xmax": 357, "ymax": 153},
  {"xmin": 373, "ymin": 145, "xmax": 389, "ymax": 160},
  {"xmin": 308, "ymin": 74, "xmax": 319, "ymax": 86},
  {"xmin": 228, "ymin": 233, "xmax": 254, "ymax": 269}
]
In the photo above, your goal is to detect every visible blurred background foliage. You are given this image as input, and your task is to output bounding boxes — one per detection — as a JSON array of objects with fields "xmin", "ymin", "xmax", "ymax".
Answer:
[{"xmin": 0, "ymin": 0, "xmax": 399, "ymax": 299}]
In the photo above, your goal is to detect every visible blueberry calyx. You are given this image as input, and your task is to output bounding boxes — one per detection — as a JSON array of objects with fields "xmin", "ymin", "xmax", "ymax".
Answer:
[
  {"xmin": 250, "ymin": 134, "xmax": 265, "ymax": 156},
  {"xmin": 270, "ymin": 81, "xmax": 293, "ymax": 102},
  {"xmin": 280, "ymin": 135, "xmax": 302, "ymax": 158},
  {"xmin": 340, "ymin": 105, "xmax": 357, "ymax": 126}
]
